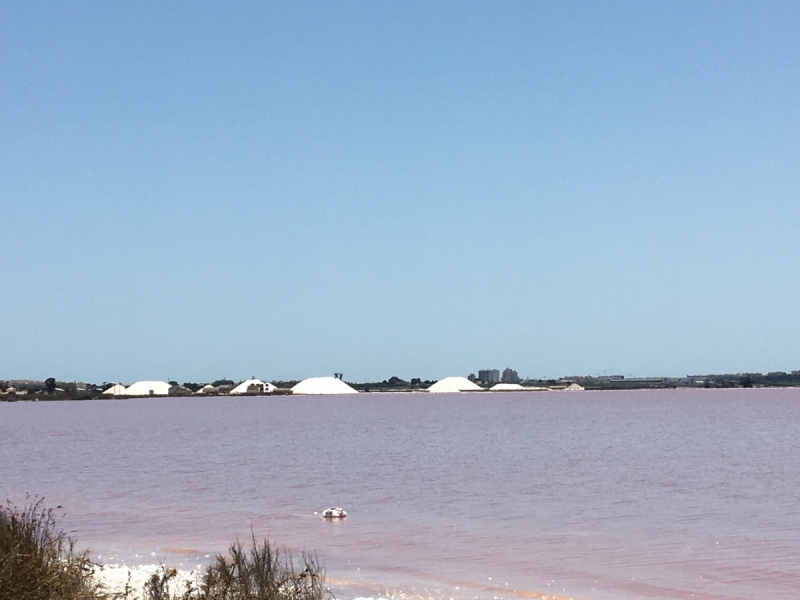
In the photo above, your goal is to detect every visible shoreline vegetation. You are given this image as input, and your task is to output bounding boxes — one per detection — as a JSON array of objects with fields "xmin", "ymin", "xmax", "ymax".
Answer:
[{"xmin": 0, "ymin": 498, "xmax": 330, "ymax": 600}]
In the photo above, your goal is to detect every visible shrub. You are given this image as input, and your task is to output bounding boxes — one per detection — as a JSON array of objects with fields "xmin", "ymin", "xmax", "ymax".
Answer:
[
  {"xmin": 194, "ymin": 536, "xmax": 326, "ymax": 600},
  {"xmin": 1, "ymin": 499, "xmax": 329, "ymax": 600},
  {"xmin": 0, "ymin": 498, "xmax": 105, "ymax": 600}
]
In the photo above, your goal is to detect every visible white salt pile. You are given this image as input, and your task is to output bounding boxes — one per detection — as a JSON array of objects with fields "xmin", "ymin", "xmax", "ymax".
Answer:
[
  {"xmin": 291, "ymin": 376, "xmax": 358, "ymax": 395},
  {"xmin": 562, "ymin": 382, "xmax": 585, "ymax": 391},
  {"xmin": 489, "ymin": 383, "xmax": 525, "ymax": 391},
  {"xmin": 100, "ymin": 383, "xmax": 127, "ymax": 396},
  {"xmin": 427, "ymin": 377, "xmax": 482, "ymax": 393},
  {"xmin": 124, "ymin": 381, "xmax": 171, "ymax": 396},
  {"xmin": 229, "ymin": 378, "xmax": 276, "ymax": 395}
]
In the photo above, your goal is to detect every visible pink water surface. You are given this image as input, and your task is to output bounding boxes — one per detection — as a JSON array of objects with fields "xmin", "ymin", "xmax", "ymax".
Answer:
[{"xmin": 2, "ymin": 388, "xmax": 799, "ymax": 600}]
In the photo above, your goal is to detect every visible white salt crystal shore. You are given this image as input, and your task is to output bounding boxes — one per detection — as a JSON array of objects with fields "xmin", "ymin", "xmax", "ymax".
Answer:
[
  {"xmin": 94, "ymin": 564, "xmax": 199, "ymax": 596},
  {"xmin": 94, "ymin": 565, "xmax": 574, "ymax": 600},
  {"xmin": 95, "ymin": 566, "xmax": 388, "ymax": 600},
  {"xmin": 95, "ymin": 565, "xmax": 384, "ymax": 600}
]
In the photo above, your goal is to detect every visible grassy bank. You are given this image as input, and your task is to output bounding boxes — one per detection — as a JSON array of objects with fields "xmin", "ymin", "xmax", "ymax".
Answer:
[{"xmin": 0, "ymin": 499, "xmax": 329, "ymax": 600}]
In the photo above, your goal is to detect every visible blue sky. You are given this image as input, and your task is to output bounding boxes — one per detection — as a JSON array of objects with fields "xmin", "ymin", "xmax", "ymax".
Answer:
[{"xmin": 2, "ymin": 1, "xmax": 799, "ymax": 383}]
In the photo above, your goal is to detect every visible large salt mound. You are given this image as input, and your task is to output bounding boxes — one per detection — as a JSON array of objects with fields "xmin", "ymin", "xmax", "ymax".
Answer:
[
  {"xmin": 427, "ymin": 377, "xmax": 483, "ymax": 393},
  {"xmin": 124, "ymin": 381, "xmax": 171, "ymax": 396},
  {"xmin": 229, "ymin": 378, "xmax": 276, "ymax": 395},
  {"xmin": 291, "ymin": 376, "xmax": 358, "ymax": 395},
  {"xmin": 490, "ymin": 383, "xmax": 526, "ymax": 391},
  {"xmin": 101, "ymin": 383, "xmax": 127, "ymax": 396}
]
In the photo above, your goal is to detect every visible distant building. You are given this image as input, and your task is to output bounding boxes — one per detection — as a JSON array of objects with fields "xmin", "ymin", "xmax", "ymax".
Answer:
[
  {"xmin": 478, "ymin": 369, "xmax": 500, "ymax": 383},
  {"xmin": 212, "ymin": 379, "xmax": 235, "ymax": 389},
  {"xmin": 168, "ymin": 384, "xmax": 194, "ymax": 396},
  {"xmin": 501, "ymin": 368, "xmax": 520, "ymax": 384}
]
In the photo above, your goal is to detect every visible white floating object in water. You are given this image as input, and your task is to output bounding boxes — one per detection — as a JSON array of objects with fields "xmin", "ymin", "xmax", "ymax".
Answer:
[{"xmin": 321, "ymin": 507, "xmax": 347, "ymax": 519}]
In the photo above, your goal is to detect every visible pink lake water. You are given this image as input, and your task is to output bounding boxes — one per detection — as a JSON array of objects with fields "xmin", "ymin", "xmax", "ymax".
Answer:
[{"xmin": 2, "ymin": 388, "xmax": 799, "ymax": 600}]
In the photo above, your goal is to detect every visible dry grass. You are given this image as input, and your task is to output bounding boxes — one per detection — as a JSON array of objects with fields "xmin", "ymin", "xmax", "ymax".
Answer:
[
  {"xmin": 194, "ymin": 536, "xmax": 326, "ymax": 600},
  {"xmin": 0, "ymin": 498, "xmax": 105, "ymax": 600},
  {"xmin": 1, "ymin": 500, "xmax": 329, "ymax": 600}
]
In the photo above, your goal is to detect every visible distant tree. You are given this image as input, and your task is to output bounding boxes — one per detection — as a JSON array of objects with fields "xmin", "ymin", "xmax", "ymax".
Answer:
[
  {"xmin": 168, "ymin": 380, "xmax": 179, "ymax": 386},
  {"xmin": 44, "ymin": 377, "xmax": 56, "ymax": 394},
  {"xmin": 272, "ymin": 381, "xmax": 299, "ymax": 389}
]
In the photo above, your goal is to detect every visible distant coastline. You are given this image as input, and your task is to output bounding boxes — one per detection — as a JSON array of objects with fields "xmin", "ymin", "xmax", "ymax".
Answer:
[{"xmin": 3, "ymin": 369, "xmax": 800, "ymax": 402}]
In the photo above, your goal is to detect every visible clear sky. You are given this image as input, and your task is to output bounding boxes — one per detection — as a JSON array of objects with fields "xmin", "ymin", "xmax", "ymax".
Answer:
[{"xmin": 2, "ymin": 1, "xmax": 799, "ymax": 384}]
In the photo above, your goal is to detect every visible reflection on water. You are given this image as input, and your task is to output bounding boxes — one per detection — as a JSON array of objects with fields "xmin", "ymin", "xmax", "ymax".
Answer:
[{"xmin": 2, "ymin": 388, "xmax": 799, "ymax": 600}]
